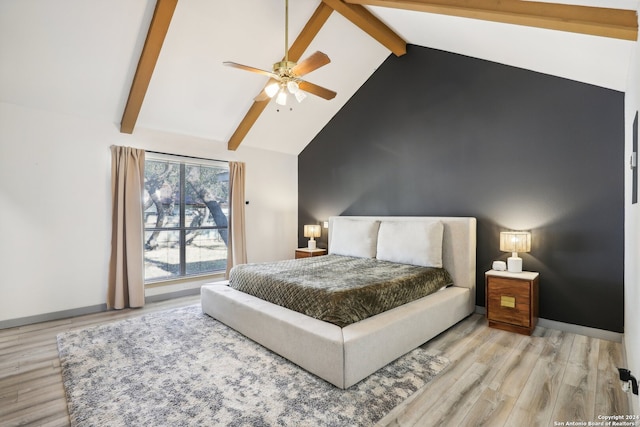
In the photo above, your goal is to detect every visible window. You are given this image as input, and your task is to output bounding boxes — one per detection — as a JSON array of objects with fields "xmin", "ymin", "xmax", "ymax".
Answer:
[{"xmin": 143, "ymin": 154, "xmax": 229, "ymax": 283}]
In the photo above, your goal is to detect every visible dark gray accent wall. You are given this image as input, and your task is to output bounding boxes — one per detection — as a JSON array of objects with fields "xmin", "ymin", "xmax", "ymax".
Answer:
[{"xmin": 298, "ymin": 45, "xmax": 625, "ymax": 333}]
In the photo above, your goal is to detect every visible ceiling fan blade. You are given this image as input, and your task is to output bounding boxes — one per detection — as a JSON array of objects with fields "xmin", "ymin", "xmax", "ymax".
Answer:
[
  {"xmin": 223, "ymin": 62, "xmax": 280, "ymax": 80},
  {"xmin": 298, "ymin": 80, "xmax": 337, "ymax": 100},
  {"xmin": 291, "ymin": 51, "xmax": 331, "ymax": 77}
]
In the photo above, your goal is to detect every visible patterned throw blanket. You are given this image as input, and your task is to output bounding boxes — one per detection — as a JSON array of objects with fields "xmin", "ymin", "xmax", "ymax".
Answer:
[{"xmin": 229, "ymin": 254, "xmax": 453, "ymax": 327}]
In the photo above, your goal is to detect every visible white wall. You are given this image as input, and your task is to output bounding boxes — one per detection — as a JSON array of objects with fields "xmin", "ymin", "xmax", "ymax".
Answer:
[
  {"xmin": 0, "ymin": 102, "xmax": 298, "ymax": 323},
  {"xmin": 624, "ymin": 10, "xmax": 640, "ymax": 415}
]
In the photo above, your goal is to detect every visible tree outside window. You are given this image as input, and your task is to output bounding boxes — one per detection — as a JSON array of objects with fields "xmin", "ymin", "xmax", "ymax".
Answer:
[{"xmin": 143, "ymin": 155, "xmax": 229, "ymax": 282}]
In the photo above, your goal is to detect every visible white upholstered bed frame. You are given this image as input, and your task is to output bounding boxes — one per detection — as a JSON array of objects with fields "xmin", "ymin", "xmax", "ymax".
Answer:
[{"xmin": 201, "ymin": 216, "xmax": 476, "ymax": 389}]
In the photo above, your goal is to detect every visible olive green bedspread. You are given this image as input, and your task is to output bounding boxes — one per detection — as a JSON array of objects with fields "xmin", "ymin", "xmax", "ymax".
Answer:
[{"xmin": 228, "ymin": 254, "xmax": 453, "ymax": 327}]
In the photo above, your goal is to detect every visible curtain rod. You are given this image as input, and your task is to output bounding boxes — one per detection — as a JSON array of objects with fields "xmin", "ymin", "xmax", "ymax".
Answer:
[{"xmin": 145, "ymin": 150, "xmax": 228, "ymax": 164}]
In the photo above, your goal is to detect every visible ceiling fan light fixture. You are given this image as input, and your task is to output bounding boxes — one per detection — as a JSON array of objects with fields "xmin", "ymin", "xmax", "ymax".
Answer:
[
  {"xmin": 265, "ymin": 82, "xmax": 279, "ymax": 98},
  {"xmin": 294, "ymin": 90, "xmax": 306, "ymax": 103},
  {"xmin": 275, "ymin": 89, "xmax": 288, "ymax": 106},
  {"xmin": 287, "ymin": 81, "xmax": 299, "ymax": 94}
]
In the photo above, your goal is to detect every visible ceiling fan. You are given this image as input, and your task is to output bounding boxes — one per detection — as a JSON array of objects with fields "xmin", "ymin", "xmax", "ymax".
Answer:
[{"xmin": 223, "ymin": 0, "xmax": 336, "ymax": 107}]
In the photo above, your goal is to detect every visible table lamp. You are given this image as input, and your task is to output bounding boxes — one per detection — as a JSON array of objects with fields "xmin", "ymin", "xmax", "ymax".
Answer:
[
  {"xmin": 304, "ymin": 224, "xmax": 321, "ymax": 250},
  {"xmin": 500, "ymin": 231, "xmax": 531, "ymax": 273}
]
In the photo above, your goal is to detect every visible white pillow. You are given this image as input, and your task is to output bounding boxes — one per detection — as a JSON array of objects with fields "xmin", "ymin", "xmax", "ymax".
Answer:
[
  {"xmin": 376, "ymin": 221, "xmax": 444, "ymax": 267},
  {"xmin": 329, "ymin": 219, "xmax": 380, "ymax": 258}
]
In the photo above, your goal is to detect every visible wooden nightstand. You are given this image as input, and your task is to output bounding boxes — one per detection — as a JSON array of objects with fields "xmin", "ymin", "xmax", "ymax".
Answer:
[
  {"xmin": 295, "ymin": 248, "xmax": 328, "ymax": 259},
  {"xmin": 485, "ymin": 270, "xmax": 539, "ymax": 335}
]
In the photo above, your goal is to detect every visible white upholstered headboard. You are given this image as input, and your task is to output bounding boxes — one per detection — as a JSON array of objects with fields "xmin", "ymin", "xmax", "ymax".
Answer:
[{"xmin": 328, "ymin": 216, "xmax": 477, "ymax": 291}]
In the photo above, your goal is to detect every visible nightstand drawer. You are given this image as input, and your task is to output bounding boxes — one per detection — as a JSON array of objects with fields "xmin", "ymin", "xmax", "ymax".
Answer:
[
  {"xmin": 487, "ymin": 278, "xmax": 531, "ymax": 327},
  {"xmin": 295, "ymin": 248, "xmax": 327, "ymax": 259}
]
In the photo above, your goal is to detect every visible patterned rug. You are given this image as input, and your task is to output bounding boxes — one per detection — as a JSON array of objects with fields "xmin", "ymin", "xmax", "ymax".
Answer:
[{"xmin": 57, "ymin": 305, "xmax": 448, "ymax": 427}]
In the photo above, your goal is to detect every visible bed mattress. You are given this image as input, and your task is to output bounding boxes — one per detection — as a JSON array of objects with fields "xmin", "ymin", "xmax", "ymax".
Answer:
[{"xmin": 229, "ymin": 254, "xmax": 453, "ymax": 327}]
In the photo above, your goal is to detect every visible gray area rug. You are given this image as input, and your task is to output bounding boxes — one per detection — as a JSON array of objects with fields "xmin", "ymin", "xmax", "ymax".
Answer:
[{"xmin": 57, "ymin": 305, "xmax": 449, "ymax": 426}]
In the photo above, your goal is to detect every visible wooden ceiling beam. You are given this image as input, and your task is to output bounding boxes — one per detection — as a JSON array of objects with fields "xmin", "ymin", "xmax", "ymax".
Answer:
[
  {"xmin": 288, "ymin": 2, "xmax": 335, "ymax": 62},
  {"xmin": 120, "ymin": 0, "xmax": 178, "ymax": 134},
  {"xmin": 322, "ymin": 0, "xmax": 407, "ymax": 56},
  {"xmin": 344, "ymin": 0, "xmax": 638, "ymax": 41},
  {"xmin": 227, "ymin": 2, "xmax": 333, "ymax": 151}
]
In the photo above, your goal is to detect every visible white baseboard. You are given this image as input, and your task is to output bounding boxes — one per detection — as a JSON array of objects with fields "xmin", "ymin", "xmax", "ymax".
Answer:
[{"xmin": 474, "ymin": 306, "xmax": 623, "ymax": 342}]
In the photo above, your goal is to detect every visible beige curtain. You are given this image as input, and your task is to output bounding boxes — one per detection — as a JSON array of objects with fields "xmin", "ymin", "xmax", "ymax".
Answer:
[
  {"xmin": 108, "ymin": 146, "xmax": 145, "ymax": 309},
  {"xmin": 226, "ymin": 161, "xmax": 247, "ymax": 278}
]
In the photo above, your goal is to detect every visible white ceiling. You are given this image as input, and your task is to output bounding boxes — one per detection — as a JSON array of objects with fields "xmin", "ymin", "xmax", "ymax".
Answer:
[{"xmin": 0, "ymin": 0, "xmax": 637, "ymax": 155}]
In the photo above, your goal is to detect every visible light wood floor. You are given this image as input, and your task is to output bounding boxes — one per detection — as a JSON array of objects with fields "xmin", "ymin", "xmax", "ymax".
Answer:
[{"xmin": 0, "ymin": 296, "xmax": 630, "ymax": 427}]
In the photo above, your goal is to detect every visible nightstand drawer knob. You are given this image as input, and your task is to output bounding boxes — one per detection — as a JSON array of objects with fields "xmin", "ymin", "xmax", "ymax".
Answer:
[{"xmin": 500, "ymin": 296, "xmax": 516, "ymax": 308}]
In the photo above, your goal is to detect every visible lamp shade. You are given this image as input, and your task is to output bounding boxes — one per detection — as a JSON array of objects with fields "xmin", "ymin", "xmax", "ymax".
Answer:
[
  {"xmin": 303, "ymin": 224, "xmax": 321, "ymax": 239},
  {"xmin": 500, "ymin": 231, "xmax": 531, "ymax": 253}
]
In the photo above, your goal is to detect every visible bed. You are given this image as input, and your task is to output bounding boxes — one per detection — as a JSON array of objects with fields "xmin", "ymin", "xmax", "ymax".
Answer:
[{"xmin": 201, "ymin": 216, "xmax": 476, "ymax": 389}]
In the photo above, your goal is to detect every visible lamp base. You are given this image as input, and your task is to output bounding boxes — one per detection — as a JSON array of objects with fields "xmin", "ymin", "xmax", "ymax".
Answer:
[
  {"xmin": 507, "ymin": 256, "xmax": 523, "ymax": 273},
  {"xmin": 307, "ymin": 239, "xmax": 317, "ymax": 250}
]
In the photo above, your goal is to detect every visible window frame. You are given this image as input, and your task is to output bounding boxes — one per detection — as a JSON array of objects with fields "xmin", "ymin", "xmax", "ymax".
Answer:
[{"xmin": 143, "ymin": 152, "xmax": 229, "ymax": 284}]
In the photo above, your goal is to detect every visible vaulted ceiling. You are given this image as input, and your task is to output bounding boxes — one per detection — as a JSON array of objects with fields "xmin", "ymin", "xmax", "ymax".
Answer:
[{"xmin": 0, "ymin": 0, "xmax": 637, "ymax": 155}]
